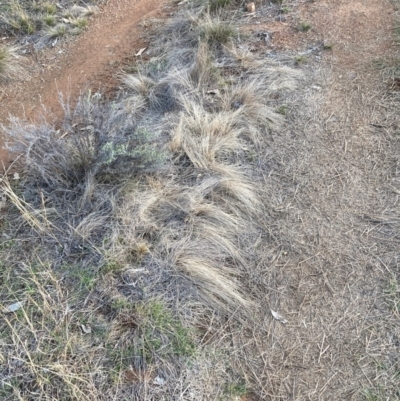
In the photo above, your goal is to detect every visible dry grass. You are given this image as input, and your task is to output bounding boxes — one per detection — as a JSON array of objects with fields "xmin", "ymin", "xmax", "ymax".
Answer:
[
  {"xmin": 0, "ymin": 7, "xmax": 297, "ymax": 398},
  {"xmin": 200, "ymin": 16, "xmax": 237, "ymax": 46},
  {"xmin": 0, "ymin": 1, "xmax": 100, "ymax": 45},
  {"xmin": 0, "ymin": 45, "xmax": 25, "ymax": 83},
  {"xmin": 2, "ymin": 1, "xmax": 400, "ymax": 400}
]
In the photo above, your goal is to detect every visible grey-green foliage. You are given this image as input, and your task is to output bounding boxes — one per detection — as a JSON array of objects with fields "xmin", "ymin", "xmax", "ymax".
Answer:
[
  {"xmin": 4, "ymin": 93, "xmax": 167, "ymax": 257},
  {"xmin": 6, "ymin": 94, "xmax": 166, "ymax": 193},
  {"xmin": 99, "ymin": 128, "xmax": 166, "ymax": 173}
]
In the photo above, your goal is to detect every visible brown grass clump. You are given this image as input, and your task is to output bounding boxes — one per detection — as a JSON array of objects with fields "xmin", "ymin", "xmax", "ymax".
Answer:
[{"xmin": 0, "ymin": 46, "xmax": 25, "ymax": 83}]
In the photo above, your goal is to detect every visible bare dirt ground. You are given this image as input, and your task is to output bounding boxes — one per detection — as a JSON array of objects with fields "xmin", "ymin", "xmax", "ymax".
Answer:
[
  {"xmin": 251, "ymin": 0, "xmax": 400, "ymax": 399},
  {"xmin": 0, "ymin": 0, "xmax": 171, "ymax": 165}
]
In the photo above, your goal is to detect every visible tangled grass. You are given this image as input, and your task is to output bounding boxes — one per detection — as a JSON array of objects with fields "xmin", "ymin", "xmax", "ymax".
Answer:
[
  {"xmin": 0, "ymin": 0, "xmax": 100, "ymax": 45},
  {"xmin": 0, "ymin": 5, "xmax": 305, "ymax": 400},
  {"xmin": 0, "ymin": 45, "xmax": 25, "ymax": 82}
]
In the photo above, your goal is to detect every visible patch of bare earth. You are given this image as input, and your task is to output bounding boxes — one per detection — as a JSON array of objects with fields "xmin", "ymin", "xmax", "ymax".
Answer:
[{"xmin": 252, "ymin": 0, "xmax": 400, "ymax": 399}]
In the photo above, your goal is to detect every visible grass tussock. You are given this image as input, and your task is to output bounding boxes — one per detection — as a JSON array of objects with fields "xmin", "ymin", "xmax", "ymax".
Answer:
[
  {"xmin": 201, "ymin": 18, "xmax": 236, "ymax": 46},
  {"xmin": 0, "ymin": 45, "xmax": 25, "ymax": 82},
  {"xmin": 0, "ymin": 6, "xmax": 306, "ymax": 401},
  {"xmin": 0, "ymin": 1, "xmax": 99, "ymax": 46}
]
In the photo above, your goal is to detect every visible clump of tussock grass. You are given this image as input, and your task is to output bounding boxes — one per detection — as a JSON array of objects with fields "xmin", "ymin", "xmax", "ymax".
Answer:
[
  {"xmin": 0, "ymin": 1, "xmax": 99, "ymax": 46},
  {"xmin": 221, "ymin": 81, "xmax": 284, "ymax": 143},
  {"xmin": 170, "ymin": 99, "xmax": 244, "ymax": 168},
  {"xmin": 44, "ymin": 22, "xmax": 67, "ymax": 38},
  {"xmin": 189, "ymin": 41, "xmax": 220, "ymax": 88},
  {"xmin": 43, "ymin": 14, "xmax": 56, "ymax": 26},
  {"xmin": 297, "ymin": 21, "xmax": 311, "ymax": 32},
  {"xmin": 208, "ymin": 0, "xmax": 232, "ymax": 12},
  {"xmin": 250, "ymin": 64, "xmax": 303, "ymax": 92},
  {"xmin": 122, "ymin": 73, "xmax": 156, "ymax": 97},
  {"xmin": 122, "ymin": 72, "xmax": 180, "ymax": 112},
  {"xmin": 42, "ymin": 2, "xmax": 57, "ymax": 14},
  {"xmin": 112, "ymin": 174, "xmax": 253, "ymax": 312},
  {"xmin": 200, "ymin": 17, "xmax": 237, "ymax": 46},
  {"xmin": 0, "ymin": 45, "xmax": 25, "ymax": 83},
  {"xmin": 4, "ymin": 92, "xmax": 166, "ymax": 262},
  {"xmin": 70, "ymin": 16, "xmax": 88, "ymax": 29}
]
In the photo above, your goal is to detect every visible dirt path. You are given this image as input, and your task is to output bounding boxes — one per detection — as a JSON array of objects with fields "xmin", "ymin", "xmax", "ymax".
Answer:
[
  {"xmin": 255, "ymin": 0, "xmax": 400, "ymax": 399},
  {"xmin": 0, "ymin": 0, "xmax": 170, "ymax": 166}
]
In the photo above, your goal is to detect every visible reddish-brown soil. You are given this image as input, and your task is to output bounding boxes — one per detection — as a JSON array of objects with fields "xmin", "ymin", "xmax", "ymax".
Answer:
[{"xmin": 0, "ymin": 0, "xmax": 172, "ymax": 166}]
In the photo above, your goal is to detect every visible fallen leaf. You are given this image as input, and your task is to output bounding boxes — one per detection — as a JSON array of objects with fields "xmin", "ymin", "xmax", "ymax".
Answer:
[
  {"xmin": 81, "ymin": 324, "xmax": 92, "ymax": 334},
  {"xmin": 135, "ymin": 47, "xmax": 147, "ymax": 57},
  {"xmin": 3, "ymin": 301, "xmax": 25, "ymax": 313},
  {"xmin": 271, "ymin": 309, "xmax": 288, "ymax": 324}
]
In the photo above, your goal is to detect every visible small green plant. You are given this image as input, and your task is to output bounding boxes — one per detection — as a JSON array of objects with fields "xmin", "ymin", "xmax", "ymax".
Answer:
[
  {"xmin": 280, "ymin": 5, "xmax": 290, "ymax": 13},
  {"xmin": 14, "ymin": 13, "xmax": 36, "ymax": 34},
  {"xmin": 41, "ymin": 2, "xmax": 57, "ymax": 15},
  {"xmin": 202, "ymin": 22, "xmax": 236, "ymax": 45},
  {"xmin": 362, "ymin": 388, "xmax": 387, "ymax": 401},
  {"xmin": 99, "ymin": 129, "xmax": 165, "ymax": 172},
  {"xmin": 101, "ymin": 259, "xmax": 124, "ymax": 273},
  {"xmin": 295, "ymin": 55, "xmax": 307, "ymax": 65},
  {"xmin": 276, "ymin": 105, "xmax": 288, "ymax": 115},
  {"xmin": 385, "ymin": 278, "xmax": 400, "ymax": 314},
  {"xmin": 71, "ymin": 17, "xmax": 88, "ymax": 29},
  {"xmin": 146, "ymin": 57, "xmax": 168, "ymax": 76},
  {"xmin": 297, "ymin": 21, "xmax": 311, "ymax": 32},
  {"xmin": 111, "ymin": 297, "xmax": 134, "ymax": 311},
  {"xmin": 66, "ymin": 265, "xmax": 98, "ymax": 291},
  {"xmin": 138, "ymin": 302, "xmax": 196, "ymax": 359},
  {"xmin": 225, "ymin": 382, "xmax": 248, "ymax": 397},
  {"xmin": 46, "ymin": 23, "xmax": 67, "ymax": 38},
  {"xmin": 44, "ymin": 14, "xmax": 56, "ymax": 26}
]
